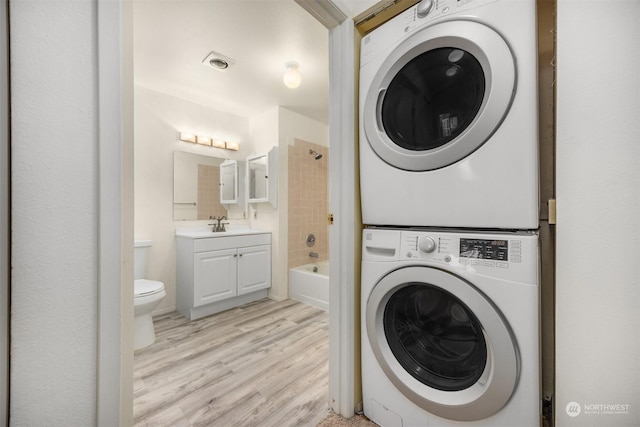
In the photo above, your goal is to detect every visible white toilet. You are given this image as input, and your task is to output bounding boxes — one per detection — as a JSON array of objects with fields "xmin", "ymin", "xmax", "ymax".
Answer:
[{"xmin": 134, "ymin": 240, "xmax": 166, "ymax": 350}]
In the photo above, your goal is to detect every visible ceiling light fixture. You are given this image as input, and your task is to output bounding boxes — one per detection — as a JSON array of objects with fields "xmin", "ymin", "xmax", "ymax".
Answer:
[{"xmin": 283, "ymin": 61, "xmax": 301, "ymax": 89}]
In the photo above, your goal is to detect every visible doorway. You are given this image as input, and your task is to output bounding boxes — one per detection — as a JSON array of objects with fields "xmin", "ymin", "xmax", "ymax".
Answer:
[{"xmin": 133, "ymin": 2, "xmax": 338, "ymax": 422}]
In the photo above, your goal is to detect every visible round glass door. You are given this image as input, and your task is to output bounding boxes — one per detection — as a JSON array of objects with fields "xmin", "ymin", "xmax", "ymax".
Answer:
[
  {"xmin": 381, "ymin": 48, "xmax": 485, "ymax": 152},
  {"xmin": 362, "ymin": 20, "xmax": 515, "ymax": 171},
  {"xmin": 384, "ymin": 283, "xmax": 487, "ymax": 392},
  {"xmin": 366, "ymin": 266, "xmax": 518, "ymax": 421}
]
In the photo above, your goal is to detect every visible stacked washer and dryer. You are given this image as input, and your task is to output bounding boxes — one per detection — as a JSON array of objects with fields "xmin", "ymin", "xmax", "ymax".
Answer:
[{"xmin": 359, "ymin": 0, "xmax": 540, "ymax": 426}]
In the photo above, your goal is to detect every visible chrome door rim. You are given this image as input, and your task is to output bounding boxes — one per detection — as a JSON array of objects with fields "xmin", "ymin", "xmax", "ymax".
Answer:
[{"xmin": 363, "ymin": 20, "xmax": 516, "ymax": 171}]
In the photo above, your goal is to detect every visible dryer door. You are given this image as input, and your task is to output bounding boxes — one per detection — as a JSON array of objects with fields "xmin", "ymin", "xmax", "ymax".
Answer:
[
  {"xmin": 362, "ymin": 20, "xmax": 515, "ymax": 171},
  {"xmin": 366, "ymin": 266, "xmax": 519, "ymax": 421}
]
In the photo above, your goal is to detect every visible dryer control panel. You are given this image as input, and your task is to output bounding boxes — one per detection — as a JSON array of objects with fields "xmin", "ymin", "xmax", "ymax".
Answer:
[{"xmin": 360, "ymin": 0, "xmax": 501, "ymax": 67}]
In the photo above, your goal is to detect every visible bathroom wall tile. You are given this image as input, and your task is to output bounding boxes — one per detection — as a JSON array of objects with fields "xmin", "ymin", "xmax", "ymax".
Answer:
[{"xmin": 288, "ymin": 139, "xmax": 329, "ymax": 268}]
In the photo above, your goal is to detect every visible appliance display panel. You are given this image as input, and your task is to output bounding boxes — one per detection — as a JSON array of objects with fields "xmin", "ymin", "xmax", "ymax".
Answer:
[{"xmin": 459, "ymin": 238, "xmax": 508, "ymax": 261}]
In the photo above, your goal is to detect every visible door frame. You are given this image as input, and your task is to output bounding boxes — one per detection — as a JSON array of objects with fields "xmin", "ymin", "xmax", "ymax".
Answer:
[
  {"xmin": 94, "ymin": 0, "xmax": 360, "ymax": 422},
  {"xmin": 292, "ymin": 0, "xmax": 360, "ymax": 417},
  {"xmin": 1, "ymin": 0, "xmax": 9, "ymax": 423},
  {"xmin": 327, "ymin": 18, "xmax": 358, "ymax": 417}
]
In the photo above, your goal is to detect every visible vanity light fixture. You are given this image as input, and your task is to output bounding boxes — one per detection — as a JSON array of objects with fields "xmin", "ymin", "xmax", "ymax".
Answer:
[
  {"xmin": 225, "ymin": 141, "xmax": 240, "ymax": 151},
  {"xmin": 283, "ymin": 61, "xmax": 301, "ymax": 89},
  {"xmin": 211, "ymin": 139, "xmax": 226, "ymax": 149},
  {"xmin": 179, "ymin": 131, "xmax": 239, "ymax": 151},
  {"xmin": 180, "ymin": 132, "xmax": 197, "ymax": 143},
  {"xmin": 196, "ymin": 135, "xmax": 212, "ymax": 146}
]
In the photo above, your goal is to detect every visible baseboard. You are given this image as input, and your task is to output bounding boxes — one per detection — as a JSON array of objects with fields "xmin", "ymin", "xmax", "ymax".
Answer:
[{"xmin": 152, "ymin": 306, "xmax": 176, "ymax": 317}]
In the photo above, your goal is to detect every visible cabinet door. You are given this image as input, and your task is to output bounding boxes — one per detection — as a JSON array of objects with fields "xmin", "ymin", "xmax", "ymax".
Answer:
[
  {"xmin": 194, "ymin": 248, "xmax": 237, "ymax": 307},
  {"xmin": 237, "ymin": 245, "xmax": 271, "ymax": 295}
]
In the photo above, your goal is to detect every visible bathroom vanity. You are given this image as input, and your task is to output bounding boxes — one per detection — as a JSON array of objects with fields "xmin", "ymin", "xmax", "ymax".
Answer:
[{"xmin": 176, "ymin": 229, "xmax": 271, "ymax": 320}]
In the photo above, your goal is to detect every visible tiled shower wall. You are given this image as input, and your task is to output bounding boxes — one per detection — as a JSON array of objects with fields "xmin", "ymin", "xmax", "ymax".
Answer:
[
  {"xmin": 197, "ymin": 164, "xmax": 227, "ymax": 220},
  {"xmin": 288, "ymin": 139, "xmax": 329, "ymax": 269}
]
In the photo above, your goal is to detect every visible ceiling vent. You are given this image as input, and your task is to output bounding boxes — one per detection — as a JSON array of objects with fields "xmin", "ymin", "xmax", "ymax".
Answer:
[{"xmin": 202, "ymin": 51, "xmax": 236, "ymax": 72}]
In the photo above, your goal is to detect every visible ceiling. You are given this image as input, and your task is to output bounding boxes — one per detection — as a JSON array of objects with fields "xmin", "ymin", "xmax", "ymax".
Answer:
[{"xmin": 133, "ymin": 0, "xmax": 330, "ymax": 124}]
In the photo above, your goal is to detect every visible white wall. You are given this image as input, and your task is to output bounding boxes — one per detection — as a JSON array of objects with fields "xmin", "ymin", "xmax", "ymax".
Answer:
[
  {"xmin": 10, "ymin": 2, "xmax": 99, "ymax": 424},
  {"xmin": 556, "ymin": 1, "xmax": 640, "ymax": 425},
  {"xmin": 247, "ymin": 106, "xmax": 329, "ymax": 300},
  {"xmin": 135, "ymin": 86, "xmax": 251, "ymax": 313}
]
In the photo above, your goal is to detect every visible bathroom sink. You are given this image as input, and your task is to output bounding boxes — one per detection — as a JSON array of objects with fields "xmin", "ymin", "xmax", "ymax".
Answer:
[{"xmin": 175, "ymin": 228, "xmax": 268, "ymax": 239}]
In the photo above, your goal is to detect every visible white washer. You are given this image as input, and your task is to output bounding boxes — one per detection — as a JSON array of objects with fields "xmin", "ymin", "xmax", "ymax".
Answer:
[
  {"xmin": 361, "ymin": 228, "xmax": 539, "ymax": 426},
  {"xmin": 359, "ymin": 0, "xmax": 539, "ymax": 229}
]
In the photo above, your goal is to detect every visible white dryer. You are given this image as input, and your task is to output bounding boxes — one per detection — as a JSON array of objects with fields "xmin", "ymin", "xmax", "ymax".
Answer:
[
  {"xmin": 361, "ymin": 228, "xmax": 539, "ymax": 426},
  {"xmin": 359, "ymin": 0, "xmax": 539, "ymax": 229}
]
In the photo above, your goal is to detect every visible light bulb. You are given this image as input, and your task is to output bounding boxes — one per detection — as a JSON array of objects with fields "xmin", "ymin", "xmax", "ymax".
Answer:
[{"xmin": 283, "ymin": 61, "xmax": 301, "ymax": 89}]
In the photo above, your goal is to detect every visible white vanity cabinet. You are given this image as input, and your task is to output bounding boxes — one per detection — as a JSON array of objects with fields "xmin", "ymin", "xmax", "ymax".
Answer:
[{"xmin": 176, "ymin": 232, "xmax": 271, "ymax": 320}]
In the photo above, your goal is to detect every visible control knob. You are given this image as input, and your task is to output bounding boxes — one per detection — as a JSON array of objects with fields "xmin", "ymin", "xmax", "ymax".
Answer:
[
  {"xmin": 416, "ymin": 0, "xmax": 435, "ymax": 18},
  {"xmin": 418, "ymin": 236, "xmax": 436, "ymax": 253}
]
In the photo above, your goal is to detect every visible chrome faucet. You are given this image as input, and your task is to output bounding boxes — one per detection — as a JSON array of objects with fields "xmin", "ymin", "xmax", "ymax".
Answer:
[
  {"xmin": 208, "ymin": 215, "xmax": 228, "ymax": 232},
  {"xmin": 309, "ymin": 251, "xmax": 319, "ymax": 258}
]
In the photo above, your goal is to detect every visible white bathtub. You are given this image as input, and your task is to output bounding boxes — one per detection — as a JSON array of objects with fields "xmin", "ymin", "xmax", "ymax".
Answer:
[{"xmin": 289, "ymin": 262, "xmax": 329, "ymax": 312}]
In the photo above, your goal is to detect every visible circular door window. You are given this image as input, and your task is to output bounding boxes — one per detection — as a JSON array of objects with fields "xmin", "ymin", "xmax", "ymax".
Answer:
[
  {"xmin": 384, "ymin": 283, "xmax": 487, "ymax": 392},
  {"xmin": 381, "ymin": 48, "xmax": 485, "ymax": 152},
  {"xmin": 366, "ymin": 266, "xmax": 519, "ymax": 421},
  {"xmin": 362, "ymin": 20, "xmax": 515, "ymax": 171}
]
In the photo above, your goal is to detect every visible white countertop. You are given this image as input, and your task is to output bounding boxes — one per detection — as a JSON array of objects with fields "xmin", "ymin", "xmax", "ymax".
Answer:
[{"xmin": 175, "ymin": 226, "xmax": 269, "ymax": 239}]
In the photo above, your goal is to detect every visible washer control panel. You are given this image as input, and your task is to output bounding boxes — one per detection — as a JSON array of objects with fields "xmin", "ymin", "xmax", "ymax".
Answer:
[
  {"xmin": 401, "ymin": 230, "xmax": 525, "ymax": 269},
  {"xmin": 363, "ymin": 229, "xmax": 537, "ymax": 283}
]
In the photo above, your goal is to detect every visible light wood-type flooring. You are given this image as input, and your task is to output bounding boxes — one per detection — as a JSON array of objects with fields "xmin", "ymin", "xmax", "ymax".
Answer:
[{"xmin": 133, "ymin": 298, "xmax": 330, "ymax": 427}]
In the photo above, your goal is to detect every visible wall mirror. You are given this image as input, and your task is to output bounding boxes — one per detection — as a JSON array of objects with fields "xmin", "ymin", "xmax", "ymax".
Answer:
[
  {"xmin": 173, "ymin": 151, "xmax": 244, "ymax": 220},
  {"xmin": 248, "ymin": 154, "xmax": 268, "ymax": 202},
  {"xmin": 247, "ymin": 146, "xmax": 278, "ymax": 208},
  {"xmin": 220, "ymin": 160, "xmax": 237, "ymax": 203}
]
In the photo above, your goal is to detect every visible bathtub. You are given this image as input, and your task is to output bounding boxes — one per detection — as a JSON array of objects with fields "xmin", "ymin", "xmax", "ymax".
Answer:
[{"xmin": 289, "ymin": 262, "xmax": 329, "ymax": 312}]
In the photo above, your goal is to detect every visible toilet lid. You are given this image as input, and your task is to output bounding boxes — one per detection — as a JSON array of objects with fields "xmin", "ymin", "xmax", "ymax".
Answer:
[{"xmin": 135, "ymin": 279, "xmax": 164, "ymax": 297}]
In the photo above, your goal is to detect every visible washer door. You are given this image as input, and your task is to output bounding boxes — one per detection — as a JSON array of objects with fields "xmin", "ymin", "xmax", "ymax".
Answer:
[
  {"xmin": 366, "ymin": 266, "xmax": 519, "ymax": 421},
  {"xmin": 363, "ymin": 20, "xmax": 515, "ymax": 171}
]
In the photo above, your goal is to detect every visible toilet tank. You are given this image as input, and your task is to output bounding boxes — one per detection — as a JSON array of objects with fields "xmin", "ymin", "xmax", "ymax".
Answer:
[{"xmin": 134, "ymin": 240, "xmax": 152, "ymax": 280}]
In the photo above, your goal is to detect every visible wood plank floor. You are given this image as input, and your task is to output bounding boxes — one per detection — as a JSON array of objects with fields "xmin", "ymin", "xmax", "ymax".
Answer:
[{"xmin": 133, "ymin": 299, "xmax": 330, "ymax": 427}]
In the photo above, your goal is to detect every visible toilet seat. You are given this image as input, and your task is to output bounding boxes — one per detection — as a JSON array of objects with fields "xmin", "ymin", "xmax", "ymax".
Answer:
[{"xmin": 135, "ymin": 279, "xmax": 165, "ymax": 298}]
